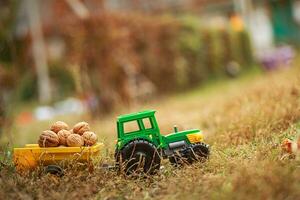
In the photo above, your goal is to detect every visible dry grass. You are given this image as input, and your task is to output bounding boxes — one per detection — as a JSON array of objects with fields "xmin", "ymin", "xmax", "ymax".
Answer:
[{"xmin": 1, "ymin": 65, "xmax": 300, "ymax": 200}]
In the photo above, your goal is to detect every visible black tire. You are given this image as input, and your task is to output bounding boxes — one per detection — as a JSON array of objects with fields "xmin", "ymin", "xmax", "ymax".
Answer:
[
  {"xmin": 45, "ymin": 165, "xmax": 64, "ymax": 177},
  {"xmin": 190, "ymin": 142, "xmax": 210, "ymax": 162},
  {"xmin": 169, "ymin": 142, "xmax": 210, "ymax": 166},
  {"xmin": 116, "ymin": 140, "xmax": 161, "ymax": 175}
]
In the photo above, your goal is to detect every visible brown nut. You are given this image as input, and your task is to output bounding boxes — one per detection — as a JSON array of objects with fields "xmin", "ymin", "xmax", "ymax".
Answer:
[
  {"xmin": 73, "ymin": 122, "xmax": 90, "ymax": 135},
  {"xmin": 57, "ymin": 129, "xmax": 72, "ymax": 146},
  {"xmin": 82, "ymin": 131, "xmax": 98, "ymax": 146},
  {"xmin": 38, "ymin": 130, "xmax": 59, "ymax": 147},
  {"xmin": 66, "ymin": 134, "xmax": 84, "ymax": 147},
  {"xmin": 50, "ymin": 121, "xmax": 69, "ymax": 133}
]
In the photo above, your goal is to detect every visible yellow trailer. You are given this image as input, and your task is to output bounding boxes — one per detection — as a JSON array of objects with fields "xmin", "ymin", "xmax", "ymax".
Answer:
[{"xmin": 14, "ymin": 143, "xmax": 103, "ymax": 175}]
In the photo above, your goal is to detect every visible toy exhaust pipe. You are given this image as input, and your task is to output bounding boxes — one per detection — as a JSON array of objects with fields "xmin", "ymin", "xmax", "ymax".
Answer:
[{"xmin": 174, "ymin": 125, "xmax": 178, "ymax": 133}]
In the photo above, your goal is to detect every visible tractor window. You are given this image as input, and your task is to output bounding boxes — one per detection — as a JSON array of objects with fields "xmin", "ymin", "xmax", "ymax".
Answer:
[
  {"xmin": 123, "ymin": 120, "xmax": 140, "ymax": 133},
  {"xmin": 142, "ymin": 118, "xmax": 153, "ymax": 129}
]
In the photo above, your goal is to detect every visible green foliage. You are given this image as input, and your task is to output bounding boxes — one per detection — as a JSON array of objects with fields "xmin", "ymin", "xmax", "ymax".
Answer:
[
  {"xmin": 203, "ymin": 29, "xmax": 225, "ymax": 76},
  {"xmin": 177, "ymin": 16, "xmax": 206, "ymax": 87},
  {"xmin": 229, "ymin": 29, "xmax": 254, "ymax": 67},
  {"xmin": 238, "ymin": 30, "xmax": 254, "ymax": 66},
  {"xmin": 0, "ymin": 40, "xmax": 13, "ymax": 63},
  {"xmin": 17, "ymin": 65, "xmax": 75, "ymax": 102},
  {"xmin": 0, "ymin": 0, "xmax": 19, "ymax": 63},
  {"xmin": 49, "ymin": 64, "xmax": 75, "ymax": 100},
  {"xmin": 0, "ymin": 144, "xmax": 13, "ymax": 172},
  {"xmin": 18, "ymin": 73, "xmax": 38, "ymax": 101},
  {"xmin": 177, "ymin": 16, "xmax": 202, "ymax": 53}
]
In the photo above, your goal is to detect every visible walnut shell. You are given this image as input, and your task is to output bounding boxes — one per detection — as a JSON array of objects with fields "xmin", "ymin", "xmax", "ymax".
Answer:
[
  {"xmin": 82, "ymin": 131, "xmax": 98, "ymax": 146},
  {"xmin": 38, "ymin": 130, "xmax": 59, "ymax": 147},
  {"xmin": 57, "ymin": 129, "xmax": 72, "ymax": 146},
  {"xmin": 50, "ymin": 121, "xmax": 69, "ymax": 133},
  {"xmin": 73, "ymin": 122, "xmax": 90, "ymax": 135},
  {"xmin": 66, "ymin": 134, "xmax": 84, "ymax": 147}
]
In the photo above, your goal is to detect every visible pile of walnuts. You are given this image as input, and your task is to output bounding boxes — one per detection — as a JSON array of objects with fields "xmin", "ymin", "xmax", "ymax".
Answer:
[{"xmin": 38, "ymin": 121, "xmax": 98, "ymax": 147}]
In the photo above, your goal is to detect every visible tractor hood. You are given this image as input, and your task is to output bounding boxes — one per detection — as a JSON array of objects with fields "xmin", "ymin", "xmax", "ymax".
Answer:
[{"xmin": 163, "ymin": 129, "xmax": 204, "ymax": 144}]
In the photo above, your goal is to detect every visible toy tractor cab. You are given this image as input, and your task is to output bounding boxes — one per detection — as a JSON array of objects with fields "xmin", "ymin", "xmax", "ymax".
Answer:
[{"xmin": 115, "ymin": 110, "xmax": 210, "ymax": 174}]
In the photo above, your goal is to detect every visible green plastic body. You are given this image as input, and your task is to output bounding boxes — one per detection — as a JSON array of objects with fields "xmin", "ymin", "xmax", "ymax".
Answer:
[{"xmin": 115, "ymin": 110, "xmax": 202, "ymax": 151}]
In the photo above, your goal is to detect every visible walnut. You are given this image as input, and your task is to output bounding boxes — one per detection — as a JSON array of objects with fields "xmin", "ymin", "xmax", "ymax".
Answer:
[
  {"xmin": 73, "ymin": 122, "xmax": 90, "ymax": 135},
  {"xmin": 57, "ymin": 130, "xmax": 72, "ymax": 146},
  {"xmin": 38, "ymin": 130, "xmax": 60, "ymax": 147},
  {"xmin": 66, "ymin": 134, "xmax": 84, "ymax": 147},
  {"xmin": 50, "ymin": 121, "xmax": 69, "ymax": 133},
  {"xmin": 82, "ymin": 131, "xmax": 98, "ymax": 146}
]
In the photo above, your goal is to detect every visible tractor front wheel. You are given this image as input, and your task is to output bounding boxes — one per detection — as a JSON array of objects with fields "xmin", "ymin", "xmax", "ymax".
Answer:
[
  {"xmin": 116, "ymin": 140, "xmax": 161, "ymax": 175},
  {"xmin": 190, "ymin": 142, "xmax": 210, "ymax": 162},
  {"xmin": 169, "ymin": 142, "xmax": 210, "ymax": 166}
]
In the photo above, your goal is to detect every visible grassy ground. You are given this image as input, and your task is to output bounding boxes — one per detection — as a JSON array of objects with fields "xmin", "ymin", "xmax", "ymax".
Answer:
[{"xmin": 1, "ymin": 65, "xmax": 300, "ymax": 199}]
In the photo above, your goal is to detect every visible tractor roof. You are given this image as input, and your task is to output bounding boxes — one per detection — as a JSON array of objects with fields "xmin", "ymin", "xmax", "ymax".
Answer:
[{"xmin": 117, "ymin": 110, "xmax": 156, "ymax": 122}]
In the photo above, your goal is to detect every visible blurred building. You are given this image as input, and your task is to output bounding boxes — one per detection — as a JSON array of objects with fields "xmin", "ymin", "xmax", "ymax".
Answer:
[
  {"xmin": 102, "ymin": 0, "xmax": 300, "ymax": 52},
  {"xmin": 269, "ymin": 0, "xmax": 300, "ymax": 44},
  {"xmin": 189, "ymin": 0, "xmax": 300, "ymax": 53}
]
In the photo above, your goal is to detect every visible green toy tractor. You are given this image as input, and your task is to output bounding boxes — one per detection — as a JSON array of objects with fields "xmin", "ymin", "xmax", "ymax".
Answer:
[{"xmin": 115, "ymin": 110, "xmax": 210, "ymax": 174}]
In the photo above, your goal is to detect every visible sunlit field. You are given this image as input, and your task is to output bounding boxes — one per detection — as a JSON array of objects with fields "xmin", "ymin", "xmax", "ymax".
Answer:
[{"xmin": 1, "ymin": 63, "xmax": 300, "ymax": 199}]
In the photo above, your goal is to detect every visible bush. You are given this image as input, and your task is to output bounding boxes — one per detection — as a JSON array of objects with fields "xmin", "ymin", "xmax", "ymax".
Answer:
[
  {"xmin": 238, "ymin": 30, "xmax": 254, "ymax": 66},
  {"xmin": 14, "ymin": 11, "xmax": 254, "ymax": 112},
  {"xmin": 177, "ymin": 16, "xmax": 206, "ymax": 87},
  {"xmin": 18, "ymin": 73, "xmax": 38, "ymax": 101},
  {"xmin": 17, "ymin": 65, "xmax": 75, "ymax": 102},
  {"xmin": 49, "ymin": 64, "xmax": 76, "ymax": 100},
  {"xmin": 229, "ymin": 29, "xmax": 254, "ymax": 67}
]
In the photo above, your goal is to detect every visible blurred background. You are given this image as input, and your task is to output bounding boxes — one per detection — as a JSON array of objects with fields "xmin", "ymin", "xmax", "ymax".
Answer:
[{"xmin": 0, "ymin": 0, "xmax": 299, "ymax": 146}]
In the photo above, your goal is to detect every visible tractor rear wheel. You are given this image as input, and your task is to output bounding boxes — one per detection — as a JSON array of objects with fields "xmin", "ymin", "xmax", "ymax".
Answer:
[{"xmin": 116, "ymin": 140, "xmax": 161, "ymax": 175}]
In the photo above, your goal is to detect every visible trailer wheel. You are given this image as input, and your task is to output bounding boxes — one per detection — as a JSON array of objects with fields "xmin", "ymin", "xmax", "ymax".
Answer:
[
  {"xmin": 117, "ymin": 140, "xmax": 161, "ymax": 175},
  {"xmin": 45, "ymin": 165, "xmax": 64, "ymax": 177}
]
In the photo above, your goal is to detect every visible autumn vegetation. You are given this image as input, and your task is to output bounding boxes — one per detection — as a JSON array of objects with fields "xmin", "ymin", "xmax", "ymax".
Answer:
[
  {"xmin": 0, "ymin": 3, "xmax": 253, "ymax": 114},
  {"xmin": 1, "ymin": 62, "xmax": 300, "ymax": 199}
]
